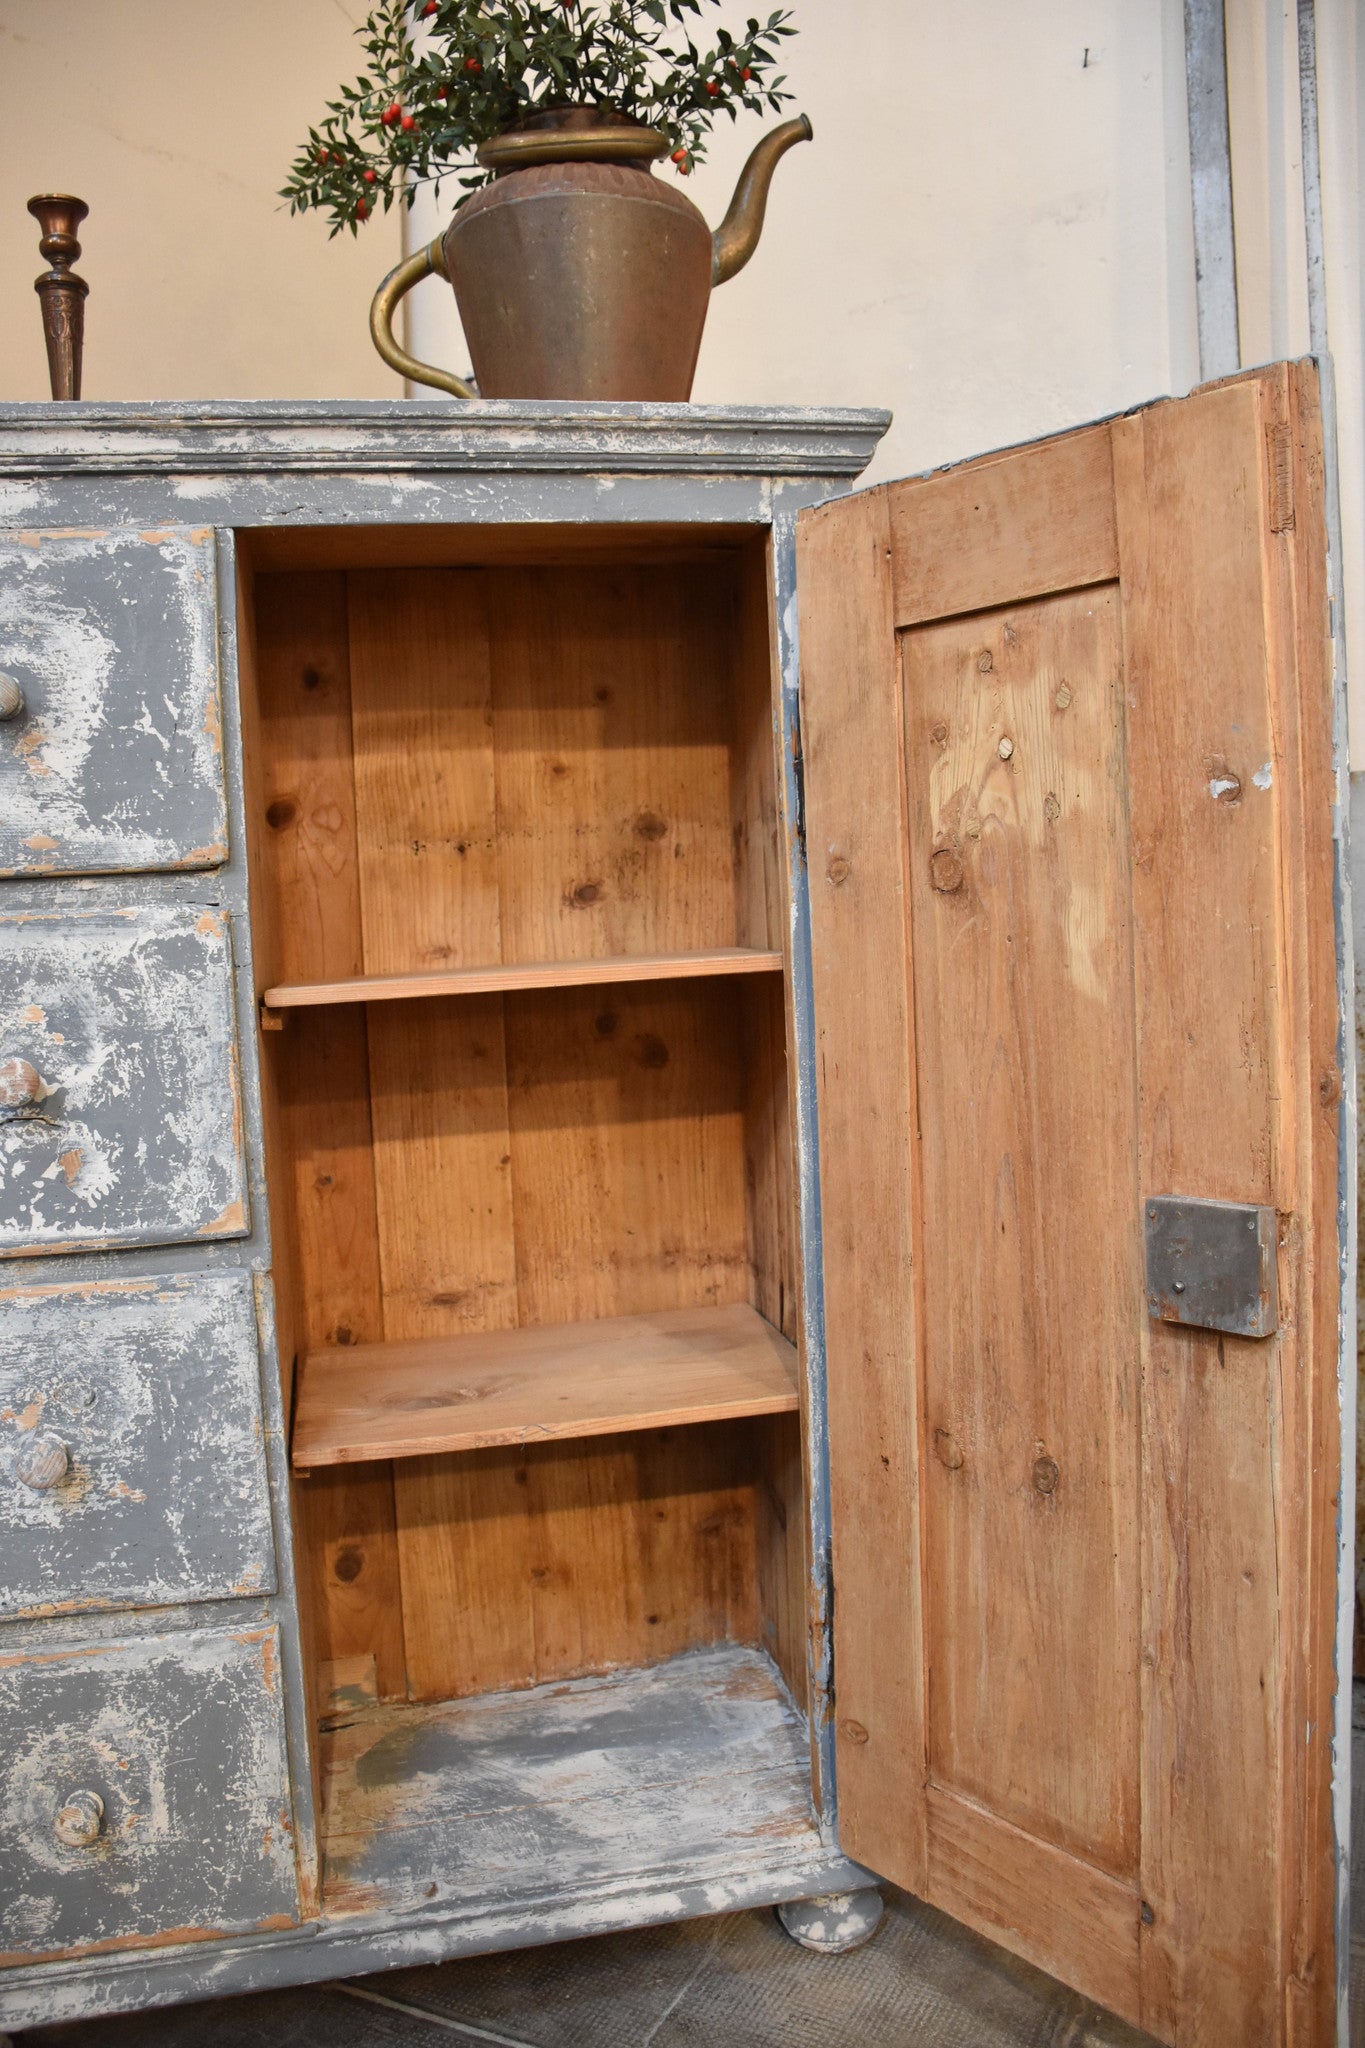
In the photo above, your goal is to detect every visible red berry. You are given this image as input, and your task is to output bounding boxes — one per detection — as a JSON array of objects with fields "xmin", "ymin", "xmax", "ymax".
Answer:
[
  {"xmin": 742, "ymin": 67, "xmax": 752, "ymax": 80},
  {"xmin": 705, "ymin": 78, "xmax": 720, "ymax": 95},
  {"xmin": 437, "ymin": 85, "xmax": 448, "ymax": 98},
  {"xmin": 422, "ymin": 0, "xmax": 437, "ymax": 12},
  {"xmin": 671, "ymin": 147, "xmax": 688, "ymax": 163},
  {"xmin": 464, "ymin": 56, "xmax": 481, "ymax": 72},
  {"xmin": 316, "ymin": 146, "xmax": 329, "ymax": 163},
  {"xmin": 356, "ymin": 197, "xmax": 370, "ymax": 219},
  {"xmin": 363, "ymin": 168, "xmax": 377, "ymax": 182},
  {"xmin": 401, "ymin": 112, "xmax": 416, "ymax": 130},
  {"xmin": 383, "ymin": 101, "xmax": 402, "ymax": 124}
]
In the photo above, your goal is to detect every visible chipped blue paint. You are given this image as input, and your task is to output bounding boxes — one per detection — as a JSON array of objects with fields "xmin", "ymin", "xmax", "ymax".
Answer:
[
  {"xmin": 0, "ymin": 400, "xmax": 890, "ymax": 2028},
  {"xmin": 0, "ymin": 1271, "xmax": 275, "ymax": 1618},
  {"xmin": 0, "ymin": 526, "xmax": 226, "ymax": 879}
]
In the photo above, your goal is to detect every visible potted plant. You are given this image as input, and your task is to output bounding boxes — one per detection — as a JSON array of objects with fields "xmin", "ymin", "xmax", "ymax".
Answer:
[{"xmin": 283, "ymin": 0, "xmax": 808, "ymax": 401}]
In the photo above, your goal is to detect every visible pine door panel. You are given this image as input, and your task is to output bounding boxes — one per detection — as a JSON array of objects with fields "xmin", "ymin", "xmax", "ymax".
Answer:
[{"xmin": 798, "ymin": 362, "xmax": 1341, "ymax": 2045}]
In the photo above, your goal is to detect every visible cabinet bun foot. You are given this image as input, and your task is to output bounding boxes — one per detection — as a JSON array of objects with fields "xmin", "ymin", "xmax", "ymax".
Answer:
[{"xmin": 775, "ymin": 1887, "xmax": 884, "ymax": 1954}]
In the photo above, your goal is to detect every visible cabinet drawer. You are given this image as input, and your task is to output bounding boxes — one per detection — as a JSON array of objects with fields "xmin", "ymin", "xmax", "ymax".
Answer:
[
  {"xmin": 0, "ymin": 526, "xmax": 226, "ymax": 878},
  {"xmin": 0, "ymin": 1625, "xmax": 299, "ymax": 1963},
  {"xmin": 0, "ymin": 905, "xmax": 248, "ymax": 1256},
  {"xmin": 0, "ymin": 1272, "xmax": 275, "ymax": 1618}
]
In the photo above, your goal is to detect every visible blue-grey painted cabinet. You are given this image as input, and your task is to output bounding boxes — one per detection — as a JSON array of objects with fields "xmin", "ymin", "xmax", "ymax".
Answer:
[
  {"xmin": 0, "ymin": 385, "xmax": 1348, "ymax": 2048},
  {"xmin": 0, "ymin": 402, "xmax": 887, "ymax": 2034}
]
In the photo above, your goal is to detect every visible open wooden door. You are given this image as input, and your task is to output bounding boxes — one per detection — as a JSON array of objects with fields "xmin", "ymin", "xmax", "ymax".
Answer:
[{"xmin": 798, "ymin": 361, "xmax": 1344, "ymax": 2045}]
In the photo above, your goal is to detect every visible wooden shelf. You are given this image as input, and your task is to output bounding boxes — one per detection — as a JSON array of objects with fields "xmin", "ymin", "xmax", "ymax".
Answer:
[
  {"xmin": 263, "ymin": 947, "xmax": 783, "ymax": 1014},
  {"xmin": 292, "ymin": 1302, "xmax": 799, "ymax": 1469}
]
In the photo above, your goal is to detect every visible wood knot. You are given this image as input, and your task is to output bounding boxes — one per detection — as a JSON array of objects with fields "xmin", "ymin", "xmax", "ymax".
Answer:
[
  {"xmin": 333, "ymin": 1546, "xmax": 363, "ymax": 1584},
  {"xmin": 933, "ymin": 1427, "xmax": 964, "ymax": 1471},
  {"xmin": 634, "ymin": 1033, "xmax": 669, "ymax": 1070},
  {"xmin": 265, "ymin": 797, "xmax": 297, "ymax": 830},
  {"xmin": 840, "ymin": 1719, "xmax": 870, "ymax": 1746},
  {"xmin": 930, "ymin": 848, "xmax": 964, "ymax": 893},
  {"xmin": 976, "ymin": 650, "xmax": 994, "ymax": 674},
  {"xmin": 567, "ymin": 879, "xmax": 603, "ymax": 909},
  {"xmin": 1032, "ymin": 1455, "xmax": 1060, "ymax": 1496},
  {"xmin": 634, "ymin": 810, "xmax": 668, "ymax": 842},
  {"xmin": 930, "ymin": 722, "xmax": 949, "ymax": 747},
  {"xmin": 1319, "ymin": 1065, "xmax": 1343, "ymax": 1110},
  {"xmin": 1054, "ymin": 683, "xmax": 1072, "ymax": 711},
  {"xmin": 826, "ymin": 854, "xmax": 852, "ymax": 886}
]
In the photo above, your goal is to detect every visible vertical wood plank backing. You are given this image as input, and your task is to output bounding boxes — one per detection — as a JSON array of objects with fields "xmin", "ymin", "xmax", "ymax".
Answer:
[
  {"xmin": 503, "ymin": 981, "xmax": 751, "ymax": 1326},
  {"xmin": 890, "ymin": 426, "xmax": 1119, "ymax": 628},
  {"xmin": 1115, "ymin": 384, "xmax": 1285, "ymax": 2044},
  {"xmin": 741, "ymin": 977, "xmax": 797, "ymax": 1340},
  {"xmin": 486, "ymin": 565, "xmax": 738, "ymax": 961},
  {"xmin": 797, "ymin": 488, "xmax": 927, "ymax": 1892},
  {"xmin": 753, "ymin": 1413, "xmax": 809, "ymax": 1712},
  {"xmin": 250, "ymin": 553, "xmax": 815, "ymax": 1724},
  {"xmin": 348, "ymin": 570, "xmax": 501, "ymax": 974},
  {"xmin": 367, "ymin": 996, "xmax": 517, "ymax": 1341},
  {"xmin": 904, "ymin": 585, "xmax": 1141, "ymax": 1878},
  {"xmin": 730, "ymin": 541, "xmax": 785, "ymax": 952},
  {"xmin": 248, "ymin": 571, "xmax": 406, "ymax": 1702},
  {"xmin": 397, "ymin": 1427, "xmax": 761, "ymax": 1700}
]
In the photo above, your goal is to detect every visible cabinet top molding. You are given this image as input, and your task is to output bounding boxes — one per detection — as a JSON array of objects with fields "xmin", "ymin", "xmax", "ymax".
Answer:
[{"xmin": 0, "ymin": 399, "xmax": 892, "ymax": 480}]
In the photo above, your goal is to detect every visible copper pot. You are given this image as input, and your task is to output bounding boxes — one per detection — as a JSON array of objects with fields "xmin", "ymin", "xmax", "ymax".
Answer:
[{"xmin": 371, "ymin": 104, "xmax": 811, "ymax": 402}]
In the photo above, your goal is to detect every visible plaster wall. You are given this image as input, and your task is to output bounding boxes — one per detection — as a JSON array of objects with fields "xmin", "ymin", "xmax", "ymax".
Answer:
[{"xmin": 0, "ymin": 1, "xmax": 1199, "ymax": 487}]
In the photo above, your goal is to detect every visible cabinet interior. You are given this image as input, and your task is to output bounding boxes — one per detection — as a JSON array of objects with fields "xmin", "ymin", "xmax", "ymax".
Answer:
[{"xmin": 236, "ymin": 524, "xmax": 817, "ymax": 1912}]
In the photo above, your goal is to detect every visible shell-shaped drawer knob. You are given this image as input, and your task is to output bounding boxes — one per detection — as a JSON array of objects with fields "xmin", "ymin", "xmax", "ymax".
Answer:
[
  {"xmin": 0, "ymin": 1057, "xmax": 44, "ymax": 1111},
  {"xmin": 15, "ymin": 1431, "xmax": 70, "ymax": 1491},
  {"xmin": 0, "ymin": 673, "xmax": 25, "ymax": 720},
  {"xmin": 53, "ymin": 1789, "xmax": 104, "ymax": 1849}
]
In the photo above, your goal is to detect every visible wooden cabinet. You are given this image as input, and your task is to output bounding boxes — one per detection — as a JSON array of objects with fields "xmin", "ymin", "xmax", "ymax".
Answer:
[{"xmin": 0, "ymin": 374, "xmax": 1347, "ymax": 2045}]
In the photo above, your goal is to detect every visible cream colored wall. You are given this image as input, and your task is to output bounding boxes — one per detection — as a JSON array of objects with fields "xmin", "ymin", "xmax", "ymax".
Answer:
[
  {"xmin": 0, "ymin": 0, "xmax": 390, "ymax": 401},
  {"xmin": 406, "ymin": 0, "xmax": 1202, "ymax": 486},
  {"xmin": 0, "ymin": 0, "xmax": 1203, "ymax": 479}
]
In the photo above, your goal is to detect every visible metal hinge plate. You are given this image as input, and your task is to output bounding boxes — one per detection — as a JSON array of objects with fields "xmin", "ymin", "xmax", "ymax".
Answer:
[{"xmin": 1144, "ymin": 1195, "xmax": 1279, "ymax": 1339}]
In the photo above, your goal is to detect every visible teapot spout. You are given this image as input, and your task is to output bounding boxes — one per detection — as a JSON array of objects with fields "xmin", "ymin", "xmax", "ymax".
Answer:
[{"xmin": 711, "ymin": 114, "xmax": 812, "ymax": 287}]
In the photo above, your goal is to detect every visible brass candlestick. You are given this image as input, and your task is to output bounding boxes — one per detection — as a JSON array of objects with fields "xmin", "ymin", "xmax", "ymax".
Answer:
[{"xmin": 28, "ymin": 194, "xmax": 88, "ymax": 401}]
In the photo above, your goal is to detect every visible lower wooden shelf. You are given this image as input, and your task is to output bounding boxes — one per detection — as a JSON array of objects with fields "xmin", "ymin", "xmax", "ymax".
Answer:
[
  {"xmin": 291, "ymin": 1301, "xmax": 799, "ymax": 1470},
  {"xmin": 318, "ymin": 1644, "xmax": 851, "ymax": 1923}
]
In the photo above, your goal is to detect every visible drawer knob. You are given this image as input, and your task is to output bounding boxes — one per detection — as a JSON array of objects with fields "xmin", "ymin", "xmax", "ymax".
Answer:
[
  {"xmin": 15, "ymin": 1431, "xmax": 70, "ymax": 1490},
  {"xmin": 0, "ymin": 1057, "xmax": 44, "ymax": 1113},
  {"xmin": 0, "ymin": 673, "xmax": 24, "ymax": 721},
  {"xmin": 53, "ymin": 1789, "xmax": 104, "ymax": 1849}
]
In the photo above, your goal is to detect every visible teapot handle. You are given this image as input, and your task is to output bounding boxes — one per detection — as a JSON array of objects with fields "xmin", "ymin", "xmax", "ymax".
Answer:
[{"xmin": 369, "ymin": 237, "xmax": 476, "ymax": 399}]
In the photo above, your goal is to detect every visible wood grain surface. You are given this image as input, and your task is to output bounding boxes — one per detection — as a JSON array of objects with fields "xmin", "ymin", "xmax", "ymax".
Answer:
[
  {"xmin": 293, "ymin": 1302, "xmax": 798, "ymax": 1465},
  {"xmin": 799, "ymin": 364, "xmax": 1340, "ymax": 2045}
]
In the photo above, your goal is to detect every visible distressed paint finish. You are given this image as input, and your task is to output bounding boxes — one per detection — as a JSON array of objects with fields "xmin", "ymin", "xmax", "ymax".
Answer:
[
  {"xmin": 0, "ymin": 1272, "xmax": 274, "ymax": 1618},
  {"xmin": 0, "ymin": 403, "xmax": 889, "ymax": 2032},
  {"xmin": 0, "ymin": 904, "xmax": 248, "ymax": 1256},
  {"xmin": 321, "ymin": 1645, "xmax": 858, "ymax": 1920},
  {"xmin": 0, "ymin": 400, "xmax": 892, "ymax": 480},
  {"xmin": 0, "ymin": 527, "xmax": 226, "ymax": 878},
  {"xmin": 0, "ymin": 1625, "xmax": 299, "ymax": 1963}
]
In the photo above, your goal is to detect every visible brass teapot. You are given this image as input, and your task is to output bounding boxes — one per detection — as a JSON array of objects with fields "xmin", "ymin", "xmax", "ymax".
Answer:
[{"xmin": 371, "ymin": 104, "xmax": 810, "ymax": 402}]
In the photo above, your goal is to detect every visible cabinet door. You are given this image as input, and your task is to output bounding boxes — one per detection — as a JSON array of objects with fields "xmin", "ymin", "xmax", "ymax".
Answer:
[{"xmin": 799, "ymin": 362, "xmax": 1342, "ymax": 2045}]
